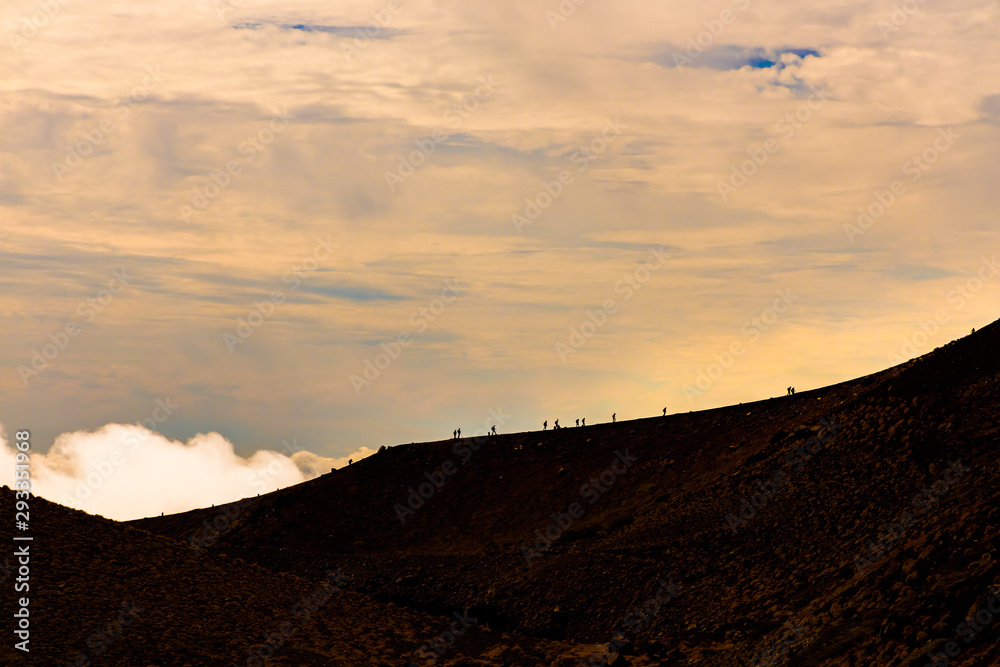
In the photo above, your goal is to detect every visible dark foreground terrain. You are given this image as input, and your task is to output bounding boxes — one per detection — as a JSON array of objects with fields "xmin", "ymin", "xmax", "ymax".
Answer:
[{"xmin": 3, "ymin": 319, "xmax": 999, "ymax": 665}]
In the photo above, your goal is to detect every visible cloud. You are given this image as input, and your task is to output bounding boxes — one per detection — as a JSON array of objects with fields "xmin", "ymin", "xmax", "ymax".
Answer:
[
  {"xmin": 0, "ymin": 422, "xmax": 371, "ymax": 521},
  {"xmin": 652, "ymin": 45, "xmax": 822, "ymax": 70},
  {"xmin": 233, "ymin": 21, "xmax": 407, "ymax": 39}
]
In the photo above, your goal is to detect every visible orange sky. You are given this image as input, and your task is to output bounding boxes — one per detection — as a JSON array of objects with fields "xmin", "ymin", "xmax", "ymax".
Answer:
[{"xmin": 1, "ymin": 0, "xmax": 998, "ymax": 518}]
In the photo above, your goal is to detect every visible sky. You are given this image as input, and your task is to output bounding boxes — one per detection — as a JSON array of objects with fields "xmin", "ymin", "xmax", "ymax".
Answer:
[{"xmin": 1, "ymin": 0, "xmax": 998, "ymax": 520}]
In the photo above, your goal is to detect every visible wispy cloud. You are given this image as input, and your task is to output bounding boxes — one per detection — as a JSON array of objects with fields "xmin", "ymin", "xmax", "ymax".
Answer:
[
  {"xmin": 0, "ymin": 0, "xmax": 998, "ymax": 515},
  {"xmin": 232, "ymin": 20, "xmax": 407, "ymax": 39},
  {"xmin": 651, "ymin": 45, "xmax": 822, "ymax": 70}
]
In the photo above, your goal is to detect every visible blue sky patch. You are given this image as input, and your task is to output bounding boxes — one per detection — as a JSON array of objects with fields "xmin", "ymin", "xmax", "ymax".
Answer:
[
  {"xmin": 233, "ymin": 21, "xmax": 403, "ymax": 39},
  {"xmin": 654, "ymin": 45, "xmax": 820, "ymax": 70}
]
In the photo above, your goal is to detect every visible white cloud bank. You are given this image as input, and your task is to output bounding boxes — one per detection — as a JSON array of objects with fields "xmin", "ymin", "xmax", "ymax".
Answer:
[{"xmin": 0, "ymin": 422, "xmax": 372, "ymax": 521}]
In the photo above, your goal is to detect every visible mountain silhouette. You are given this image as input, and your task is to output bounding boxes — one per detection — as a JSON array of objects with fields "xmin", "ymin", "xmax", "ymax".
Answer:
[{"xmin": 4, "ymin": 318, "xmax": 999, "ymax": 665}]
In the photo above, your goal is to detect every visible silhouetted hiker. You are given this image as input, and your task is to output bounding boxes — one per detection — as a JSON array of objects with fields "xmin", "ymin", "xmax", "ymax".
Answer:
[
  {"xmin": 971, "ymin": 327, "xmax": 975, "ymax": 334},
  {"xmin": 491, "ymin": 425, "xmax": 497, "ymax": 435},
  {"xmin": 554, "ymin": 419, "xmax": 560, "ymax": 429},
  {"xmin": 612, "ymin": 413, "xmax": 616, "ymax": 423},
  {"xmin": 543, "ymin": 420, "xmax": 547, "ymax": 430},
  {"xmin": 791, "ymin": 387, "xmax": 795, "ymax": 395},
  {"xmin": 453, "ymin": 430, "xmax": 457, "ymax": 439},
  {"xmin": 457, "ymin": 428, "xmax": 461, "ymax": 438},
  {"xmin": 576, "ymin": 419, "xmax": 580, "ymax": 427},
  {"xmin": 663, "ymin": 407, "xmax": 666, "ymax": 416},
  {"xmin": 786, "ymin": 386, "xmax": 792, "ymax": 395},
  {"xmin": 348, "ymin": 459, "xmax": 353, "ymax": 466},
  {"xmin": 581, "ymin": 418, "xmax": 585, "ymax": 426}
]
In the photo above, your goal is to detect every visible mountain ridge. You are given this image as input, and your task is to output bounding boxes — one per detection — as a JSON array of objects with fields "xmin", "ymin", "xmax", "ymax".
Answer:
[{"xmin": 3, "ymin": 318, "xmax": 996, "ymax": 665}]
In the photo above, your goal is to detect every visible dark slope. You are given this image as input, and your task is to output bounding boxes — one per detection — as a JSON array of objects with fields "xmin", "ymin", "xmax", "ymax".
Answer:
[
  {"xmin": 0, "ymin": 489, "xmax": 601, "ymax": 666},
  {"xmin": 132, "ymin": 319, "xmax": 1000, "ymax": 665}
]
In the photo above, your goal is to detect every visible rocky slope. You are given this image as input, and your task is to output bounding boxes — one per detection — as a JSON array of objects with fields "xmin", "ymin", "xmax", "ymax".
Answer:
[{"xmin": 6, "ymin": 318, "xmax": 999, "ymax": 665}]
